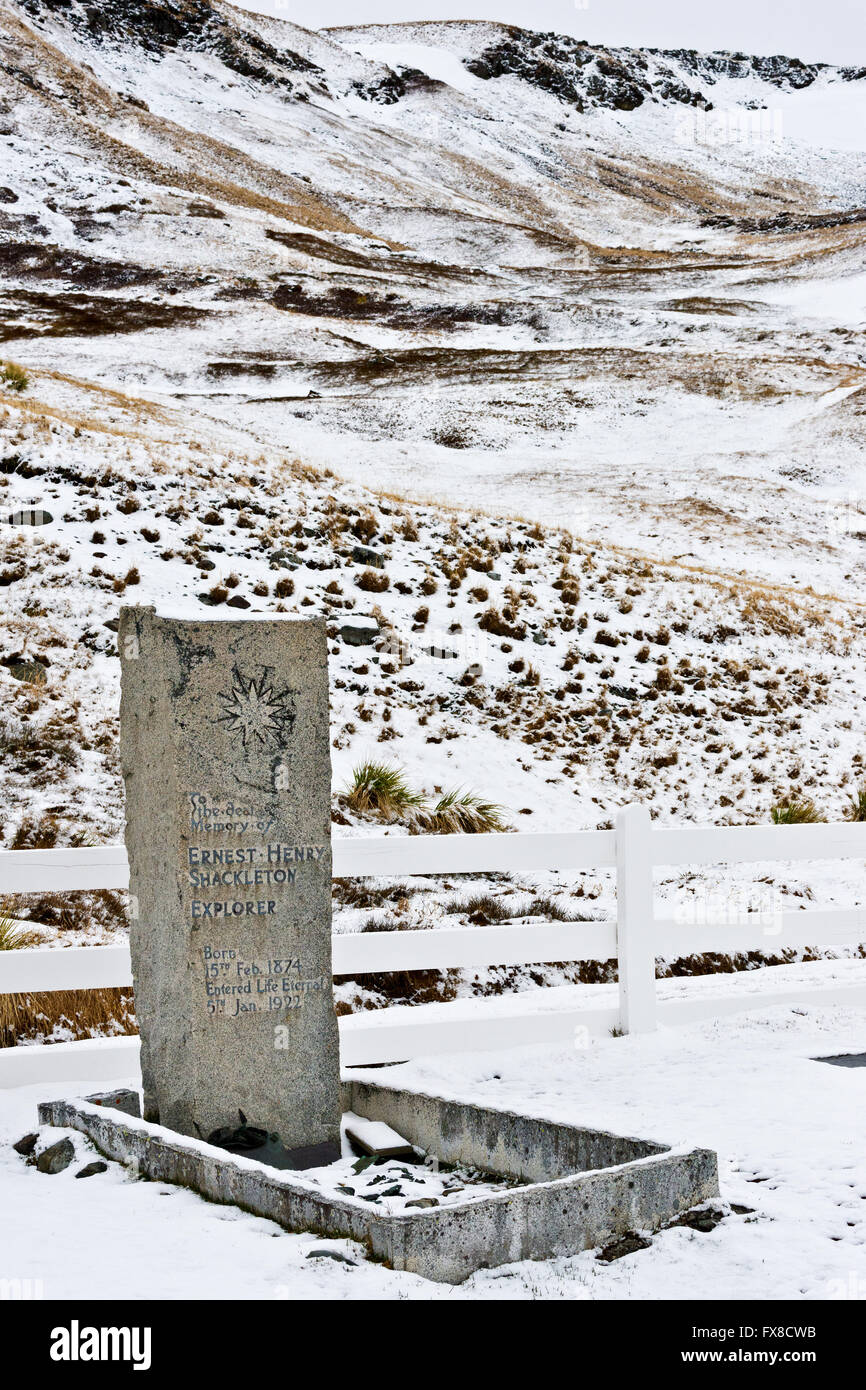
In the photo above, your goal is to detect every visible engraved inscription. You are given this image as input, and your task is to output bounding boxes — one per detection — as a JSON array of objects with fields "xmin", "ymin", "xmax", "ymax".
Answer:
[{"xmin": 202, "ymin": 946, "xmax": 329, "ymax": 1017}]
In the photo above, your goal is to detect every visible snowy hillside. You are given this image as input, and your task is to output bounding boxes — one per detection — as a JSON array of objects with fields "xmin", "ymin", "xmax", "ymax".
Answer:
[{"xmin": 1, "ymin": 0, "xmax": 865, "ymax": 1026}]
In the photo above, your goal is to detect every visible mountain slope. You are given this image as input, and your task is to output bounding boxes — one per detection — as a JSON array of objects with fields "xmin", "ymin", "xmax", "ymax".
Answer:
[{"xmin": 0, "ymin": 3, "xmax": 864, "ymax": 1016}]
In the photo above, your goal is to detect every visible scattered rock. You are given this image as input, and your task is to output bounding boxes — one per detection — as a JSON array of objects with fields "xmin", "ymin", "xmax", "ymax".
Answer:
[
  {"xmin": 84, "ymin": 1089, "xmax": 141, "ymax": 1117},
  {"xmin": 75, "ymin": 1160, "xmax": 108, "ymax": 1179},
  {"xmin": 13, "ymin": 1132, "xmax": 38, "ymax": 1156},
  {"xmin": 597, "ymin": 1232, "xmax": 652, "ymax": 1262},
  {"xmin": 666, "ymin": 1204, "xmax": 726, "ymax": 1234},
  {"xmin": 351, "ymin": 544, "xmax": 384, "ymax": 568},
  {"xmin": 269, "ymin": 548, "xmax": 300, "ymax": 569},
  {"xmin": 340, "ymin": 619, "xmax": 379, "ymax": 647},
  {"xmin": 406, "ymin": 1196, "xmax": 439, "ymax": 1208},
  {"xmin": 306, "ymin": 1248, "xmax": 356, "ymax": 1263},
  {"xmin": 36, "ymin": 1137, "xmax": 75, "ymax": 1174}
]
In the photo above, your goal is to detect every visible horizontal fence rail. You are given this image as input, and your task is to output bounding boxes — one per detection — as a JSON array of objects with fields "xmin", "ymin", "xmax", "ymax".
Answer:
[{"xmin": 1, "ymin": 808, "xmax": 864, "ymax": 1084}]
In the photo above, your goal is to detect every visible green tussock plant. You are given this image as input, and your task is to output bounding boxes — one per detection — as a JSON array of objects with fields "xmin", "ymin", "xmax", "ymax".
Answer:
[
  {"xmin": 845, "ymin": 785, "xmax": 866, "ymax": 823},
  {"xmin": 414, "ymin": 789, "xmax": 507, "ymax": 835},
  {"xmin": 0, "ymin": 914, "xmax": 43, "ymax": 951},
  {"xmin": 1, "ymin": 360, "xmax": 28, "ymax": 393},
  {"xmin": 771, "ymin": 798, "xmax": 826, "ymax": 825},
  {"xmin": 343, "ymin": 761, "xmax": 425, "ymax": 821},
  {"xmin": 342, "ymin": 764, "xmax": 508, "ymax": 833}
]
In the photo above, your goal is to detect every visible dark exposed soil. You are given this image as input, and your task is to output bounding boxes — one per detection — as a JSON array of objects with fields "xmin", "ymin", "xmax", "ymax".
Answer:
[
  {"xmin": 0, "ymin": 288, "xmax": 204, "ymax": 339},
  {"xmin": 701, "ymin": 207, "xmax": 866, "ymax": 233},
  {"xmin": 0, "ymin": 239, "xmax": 207, "ymax": 293},
  {"xmin": 272, "ymin": 281, "xmax": 542, "ymax": 332}
]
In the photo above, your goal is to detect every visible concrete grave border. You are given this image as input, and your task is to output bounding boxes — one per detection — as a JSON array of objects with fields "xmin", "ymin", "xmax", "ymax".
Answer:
[{"xmin": 39, "ymin": 1079, "xmax": 718, "ymax": 1284}]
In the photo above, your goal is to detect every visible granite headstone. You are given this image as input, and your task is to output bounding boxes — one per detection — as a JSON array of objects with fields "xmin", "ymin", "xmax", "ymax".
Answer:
[{"xmin": 118, "ymin": 608, "xmax": 341, "ymax": 1163}]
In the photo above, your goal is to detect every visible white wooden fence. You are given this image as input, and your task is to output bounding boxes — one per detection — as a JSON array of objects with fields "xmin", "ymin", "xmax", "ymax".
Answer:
[{"xmin": 1, "ymin": 805, "xmax": 865, "ymax": 1087}]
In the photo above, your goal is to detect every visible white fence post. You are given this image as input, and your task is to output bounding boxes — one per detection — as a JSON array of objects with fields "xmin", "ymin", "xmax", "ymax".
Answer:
[{"xmin": 616, "ymin": 803, "xmax": 657, "ymax": 1033}]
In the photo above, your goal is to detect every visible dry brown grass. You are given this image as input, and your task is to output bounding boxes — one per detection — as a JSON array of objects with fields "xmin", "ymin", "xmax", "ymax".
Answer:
[{"xmin": 0, "ymin": 987, "xmax": 136, "ymax": 1048}]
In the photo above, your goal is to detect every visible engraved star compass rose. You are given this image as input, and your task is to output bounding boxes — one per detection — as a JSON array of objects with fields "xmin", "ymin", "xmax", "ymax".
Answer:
[{"xmin": 216, "ymin": 667, "xmax": 296, "ymax": 751}]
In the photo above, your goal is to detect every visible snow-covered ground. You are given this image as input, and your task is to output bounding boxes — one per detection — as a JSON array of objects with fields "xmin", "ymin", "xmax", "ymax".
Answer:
[{"xmin": 2, "ymin": 998, "xmax": 865, "ymax": 1299}]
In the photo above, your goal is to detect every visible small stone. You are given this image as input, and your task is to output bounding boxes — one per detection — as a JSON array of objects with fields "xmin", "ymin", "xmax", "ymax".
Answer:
[
  {"xmin": 597, "ymin": 1232, "xmax": 651, "ymax": 1262},
  {"xmin": 306, "ymin": 1248, "xmax": 355, "ymax": 1264},
  {"xmin": 268, "ymin": 549, "xmax": 299, "ymax": 570},
  {"xmin": 667, "ymin": 1205, "xmax": 725, "ymax": 1234},
  {"xmin": 351, "ymin": 544, "xmax": 384, "ymax": 569},
  {"xmin": 340, "ymin": 620, "xmax": 379, "ymax": 647},
  {"xmin": 667, "ymin": 1200, "xmax": 728, "ymax": 1234},
  {"xmin": 84, "ymin": 1089, "xmax": 141, "ymax": 1118},
  {"xmin": 406, "ymin": 1197, "xmax": 439, "ymax": 1209},
  {"xmin": 226, "ymin": 595, "xmax": 250, "ymax": 609},
  {"xmin": 36, "ymin": 1138, "xmax": 75, "ymax": 1174},
  {"xmin": 75, "ymin": 1161, "xmax": 108, "ymax": 1179},
  {"xmin": 13, "ymin": 1132, "xmax": 38, "ymax": 1156}
]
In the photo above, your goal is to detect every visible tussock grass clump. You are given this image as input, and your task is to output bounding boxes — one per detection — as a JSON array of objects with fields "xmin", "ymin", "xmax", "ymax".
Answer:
[
  {"xmin": 414, "ymin": 789, "xmax": 507, "ymax": 835},
  {"xmin": 9, "ymin": 814, "xmax": 60, "ymax": 850},
  {"xmin": 332, "ymin": 880, "xmax": 416, "ymax": 910},
  {"xmin": 771, "ymin": 798, "xmax": 826, "ymax": 825},
  {"xmin": 343, "ymin": 761, "xmax": 425, "ymax": 821},
  {"xmin": 355, "ymin": 568, "xmax": 389, "ymax": 593},
  {"xmin": 0, "ymin": 914, "xmax": 43, "ymax": 951},
  {"xmin": 0, "ymin": 719, "xmax": 37, "ymax": 756},
  {"xmin": 521, "ymin": 895, "xmax": 578, "ymax": 921},
  {"xmin": 445, "ymin": 893, "xmax": 585, "ymax": 922},
  {"xmin": 1, "ymin": 360, "xmax": 28, "ymax": 393},
  {"xmin": 845, "ymin": 785, "xmax": 866, "ymax": 822},
  {"xmin": 478, "ymin": 606, "xmax": 526, "ymax": 641},
  {"xmin": 342, "ymin": 763, "xmax": 508, "ymax": 833},
  {"xmin": 446, "ymin": 893, "xmax": 512, "ymax": 922}
]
